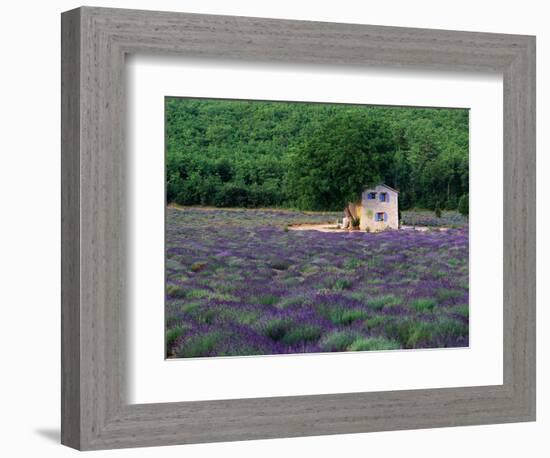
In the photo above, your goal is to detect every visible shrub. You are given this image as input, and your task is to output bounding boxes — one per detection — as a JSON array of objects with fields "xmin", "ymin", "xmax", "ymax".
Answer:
[
  {"xmin": 190, "ymin": 261, "xmax": 207, "ymax": 272},
  {"xmin": 277, "ymin": 295, "xmax": 308, "ymax": 309},
  {"xmin": 433, "ymin": 318, "xmax": 469, "ymax": 339},
  {"xmin": 348, "ymin": 291, "xmax": 367, "ymax": 302},
  {"xmin": 350, "ymin": 216, "xmax": 360, "ymax": 228},
  {"xmin": 363, "ymin": 315, "xmax": 390, "ymax": 330},
  {"xmin": 452, "ymin": 304, "xmax": 469, "ymax": 319},
  {"xmin": 436, "ymin": 288, "xmax": 463, "ymax": 302},
  {"xmin": 227, "ymin": 309, "xmax": 260, "ymax": 325},
  {"xmin": 166, "ymin": 284, "xmax": 186, "ymax": 298},
  {"xmin": 186, "ymin": 288, "xmax": 211, "ymax": 299},
  {"xmin": 280, "ymin": 324, "xmax": 322, "ymax": 345},
  {"xmin": 166, "ymin": 325, "xmax": 187, "ymax": 353},
  {"xmin": 165, "ymin": 314, "xmax": 180, "ymax": 328},
  {"xmin": 319, "ymin": 331, "xmax": 361, "ymax": 351},
  {"xmin": 325, "ymin": 307, "xmax": 369, "ymax": 325},
  {"xmin": 458, "ymin": 194, "xmax": 469, "ymax": 216},
  {"xmin": 269, "ymin": 258, "xmax": 291, "ymax": 271},
  {"xmin": 367, "ymin": 294, "xmax": 402, "ymax": 311},
  {"xmin": 366, "ymin": 256, "xmax": 382, "ymax": 268},
  {"xmin": 264, "ymin": 318, "xmax": 294, "ymax": 341},
  {"xmin": 343, "ymin": 258, "xmax": 361, "ymax": 269},
  {"xmin": 410, "ymin": 297, "xmax": 437, "ymax": 313},
  {"xmin": 333, "ymin": 278, "xmax": 352, "ymax": 291},
  {"xmin": 348, "ymin": 337, "xmax": 400, "ymax": 351},
  {"xmin": 180, "ymin": 302, "xmax": 200, "ymax": 314},
  {"xmin": 403, "ymin": 322, "xmax": 434, "ymax": 347},
  {"xmin": 446, "ymin": 195, "xmax": 458, "ymax": 210},
  {"xmin": 434, "ymin": 206, "xmax": 442, "ymax": 218},
  {"xmin": 384, "ymin": 316, "xmax": 468, "ymax": 348},
  {"xmin": 176, "ymin": 331, "xmax": 223, "ymax": 358},
  {"xmin": 262, "ymin": 319, "xmax": 321, "ymax": 345},
  {"xmin": 383, "ymin": 319, "xmax": 433, "ymax": 348},
  {"xmin": 194, "ymin": 308, "xmax": 218, "ymax": 325},
  {"xmin": 257, "ymin": 294, "xmax": 280, "ymax": 306}
]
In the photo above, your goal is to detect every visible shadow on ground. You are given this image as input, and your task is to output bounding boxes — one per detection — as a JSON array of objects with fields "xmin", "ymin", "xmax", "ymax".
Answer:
[{"xmin": 35, "ymin": 428, "xmax": 60, "ymax": 443}]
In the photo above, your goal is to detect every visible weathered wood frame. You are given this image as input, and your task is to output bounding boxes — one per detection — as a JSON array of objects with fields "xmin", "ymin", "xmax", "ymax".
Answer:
[{"xmin": 61, "ymin": 6, "xmax": 536, "ymax": 451}]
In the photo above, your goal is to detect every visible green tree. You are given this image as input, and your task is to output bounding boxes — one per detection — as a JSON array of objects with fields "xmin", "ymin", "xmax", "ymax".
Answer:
[
  {"xmin": 286, "ymin": 112, "xmax": 396, "ymax": 211},
  {"xmin": 458, "ymin": 194, "xmax": 469, "ymax": 216},
  {"xmin": 165, "ymin": 98, "xmax": 470, "ymax": 210}
]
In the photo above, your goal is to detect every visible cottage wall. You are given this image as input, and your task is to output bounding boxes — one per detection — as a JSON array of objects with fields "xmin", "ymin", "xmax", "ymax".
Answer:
[
  {"xmin": 348, "ymin": 202, "xmax": 362, "ymax": 220},
  {"xmin": 359, "ymin": 185, "xmax": 399, "ymax": 231}
]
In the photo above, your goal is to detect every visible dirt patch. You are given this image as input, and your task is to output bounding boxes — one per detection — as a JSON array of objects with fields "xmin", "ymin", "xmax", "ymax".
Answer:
[
  {"xmin": 401, "ymin": 225, "xmax": 449, "ymax": 232},
  {"xmin": 288, "ymin": 223, "xmax": 348, "ymax": 233}
]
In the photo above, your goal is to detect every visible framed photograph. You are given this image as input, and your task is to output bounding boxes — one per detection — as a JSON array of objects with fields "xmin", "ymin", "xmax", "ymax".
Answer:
[{"xmin": 61, "ymin": 6, "xmax": 536, "ymax": 450}]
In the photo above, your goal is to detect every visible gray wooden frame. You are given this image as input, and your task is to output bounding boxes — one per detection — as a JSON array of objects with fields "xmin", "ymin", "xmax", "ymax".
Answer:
[{"xmin": 61, "ymin": 6, "xmax": 536, "ymax": 451}]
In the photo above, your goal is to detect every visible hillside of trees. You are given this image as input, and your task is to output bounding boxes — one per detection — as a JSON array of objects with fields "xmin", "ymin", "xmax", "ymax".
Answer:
[{"xmin": 166, "ymin": 97, "xmax": 469, "ymax": 211}]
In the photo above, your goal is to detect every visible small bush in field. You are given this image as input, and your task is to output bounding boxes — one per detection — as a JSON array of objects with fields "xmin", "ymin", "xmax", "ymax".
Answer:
[
  {"xmin": 190, "ymin": 261, "xmax": 207, "ymax": 272},
  {"xmin": 257, "ymin": 294, "xmax": 280, "ymax": 306},
  {"xmin": 436, "ymin": 288, "xmax": 463, "ymax": 302},
  {"xmin": 320, "ymin": 331, "xmax": 361, "ymax": 351},
  {"xmin": 277, "ymin": 295, "xmax": 308, "ymax": 309},
  {"xmin": 166, "ymin": 284, "xmax": 186, "ymax": 298},
  {"xmin": 344, "ymin": 258, "xmax": 361, "ymax": 269},
  {"xmin": 452, "ymin": 304, "xmax": 469, "ymax": 319},
  {"xmin": 410, "ymin": 297, "xmax": 437, "ymax": 313},
  {"xmin": 324, "ymin": 307, "xmax": 369, "ymax": 325},
  {"xmin": 269, "ymin": 258, "xmax": 291, "ymax": 270},
  {"xmin": 280, "ymin": 324, "xmax": 322, "ymax": 345},
  {"xmin": 363, "ymin": 315, "xmax": 391, "ymax": 330},
  {"xmin": 176, "ymin": 331, "xmax": 223, "ymax": 358},
  {"xmin": 348, "ymin": 337, "xmax": 400, "ymax": 351},
  {"xmin": 367, "ymin": 294, "xmax": 401, "ymax": 311},
  {"xmin": 263, "ymin": 318, "xmax": 294, "ymax": 341},
  {"xmin": 165, "ymin": 325, "xmax": 188, "ymax": 353},
  {"xmin": 332, "ymin": 278, "xmax": 352, "ymax": 291}
]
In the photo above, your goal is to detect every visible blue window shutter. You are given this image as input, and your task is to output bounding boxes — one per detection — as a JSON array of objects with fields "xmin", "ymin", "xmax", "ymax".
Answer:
[
  {"xmin": 384, "ymin": 213, "xmax": 388, "ymax": 222},
  {"xmin": 374, "ymin": 213, "xmax": 379, "ymax": 221},
  {"xmin": 386, "ymin": 194, "xmax": 390, "ymax": 203}
]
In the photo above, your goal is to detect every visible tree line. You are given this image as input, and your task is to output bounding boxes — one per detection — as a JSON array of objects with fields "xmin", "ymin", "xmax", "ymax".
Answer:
[{"xmin": 166, "ymin": 97, "xmax": 469, "ymax": 212}]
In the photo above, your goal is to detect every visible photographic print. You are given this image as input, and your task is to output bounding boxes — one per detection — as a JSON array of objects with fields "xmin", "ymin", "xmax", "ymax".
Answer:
[{"xmin": 165, "ymin": 98, "xmax": 469, "ymax": 359}]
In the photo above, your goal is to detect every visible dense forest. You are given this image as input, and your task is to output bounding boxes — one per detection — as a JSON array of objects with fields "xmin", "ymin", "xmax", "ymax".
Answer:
[{"xmin": 166, "ymin": 97, "xmax": 469, "ymax": 211}]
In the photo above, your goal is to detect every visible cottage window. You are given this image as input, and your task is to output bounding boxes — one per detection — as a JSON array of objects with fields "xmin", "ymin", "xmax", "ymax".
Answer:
[
  {"xmin": 375, "ymin": 212, "xmax": 387, "ymax": 222},
  {"xmin": 367, "ymin": 192, "xmax": 377, "ymax": 200},
  {"xmin": 379, "ymin": 192, "xmax": 388, "ymax": 202}
]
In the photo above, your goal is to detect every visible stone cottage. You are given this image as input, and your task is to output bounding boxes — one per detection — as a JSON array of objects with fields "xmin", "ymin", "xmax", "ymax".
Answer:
[{"xmin": 344, "ymin": 184, "xmax": 399, "ymax": 231}]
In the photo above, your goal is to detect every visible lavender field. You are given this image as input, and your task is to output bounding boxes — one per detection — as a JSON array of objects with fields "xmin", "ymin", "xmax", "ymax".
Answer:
[{"xmin": 165, "ymin": 207, "xmax": 469, "ymax": 358}]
